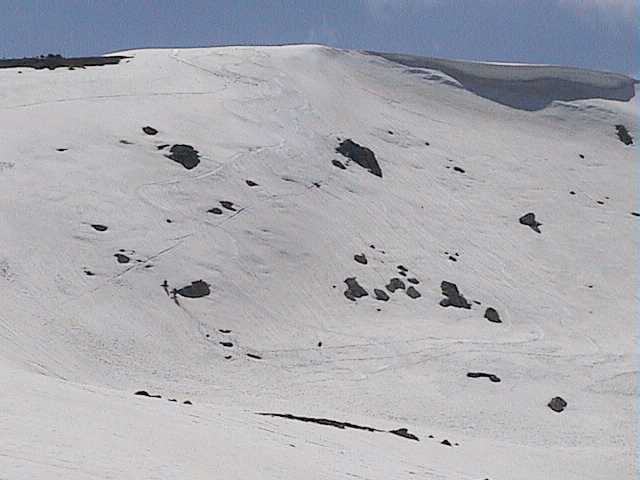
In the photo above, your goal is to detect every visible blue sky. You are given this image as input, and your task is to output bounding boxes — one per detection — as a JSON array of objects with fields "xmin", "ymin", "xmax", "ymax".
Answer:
[{"xmin": 1, "ymin": 1, "xmax": 638, "ymax": 76}]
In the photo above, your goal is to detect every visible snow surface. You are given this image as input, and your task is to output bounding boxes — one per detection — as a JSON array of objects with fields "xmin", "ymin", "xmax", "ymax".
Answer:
[{"xmin": 0, "ymin": 44, "xmax": 637, "ymax": 479}]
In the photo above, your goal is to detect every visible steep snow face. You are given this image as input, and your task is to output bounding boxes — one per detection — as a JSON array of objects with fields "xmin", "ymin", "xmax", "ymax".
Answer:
[{"xmin": 0, "ymin": 45, "xmax": 636, "ymax": 479}]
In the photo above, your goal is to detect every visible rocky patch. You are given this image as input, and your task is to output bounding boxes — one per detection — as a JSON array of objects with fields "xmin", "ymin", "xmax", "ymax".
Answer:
[
  {"xmin": 331, "ymin": 159, "xmax": 346, "ymax": 170},
  {"xmin": 373, "ymin": 289, "xmax": 390, "ymax": 301},
  {"xmin": 615, "ymin": 124, "xmax": 633, "ymax": 145},
  {"xmin": 386, "ymin": 278, "xmax": 406, "ymax": 293},
  {"xmin": 176, "ymin": 280, "xmax": 211, "ymax": 298},
  {"xmin": 354, "ymin": 253, "xmax": 368, "ymax": 265},
  {"xmin": 142, "ymin": 126, "xmax": 158, "ymax": 136},
  {"xmin": 134, "ymin": 390, "xmax": 161, "ymax": 398},
  {"xmin": 467, "ymin": 372, "xmax": 501, "ymax": 383},
  {"xmin": 166, "ymin": 144, "xmax": 200, "ymax": 170},
  {"xmin": 344, "ymin": 277, "xmax": 368, "ymax": 301},
  {"xmin": 0, "ymin": 54, "xmax": 129, "ymax": 70},
  {"xmin": 484, "ymin": 307, "xmax": 502, "ymax": 323},
  {"xmin": 336, "ymin": 139, "xmax": 382, "ymax": 178},
  {"xmin": 258, "ymin": 413, "xmax": 379, "ymax": 432},
  {"xmin": 548, "ymin": 396, "xmax": 567, "ymax": 413},
  {"xmin": 114, "ymin": 253, "xmax": 130, "ymax": 264},
  {"xmin": 389, "ymin": 428, "xmax": 419, "ymax": 441},
  {"xmin": 440, "ymin": 281, "xmax": 471, "ymax": 309},
  {"xmin": 257, "ymin": 413, "xmax": 421, "ymax": 443},
  {"xmin": 406, "ymin": 286, "xmax": 421, "ymax": 299},
  {"xmin": 519, "ymin": 212, "xmax": 542, "ymax": 233},
  {"xmin": 220, "ymin": 201, "xmax": 236, "ymax": 211}
]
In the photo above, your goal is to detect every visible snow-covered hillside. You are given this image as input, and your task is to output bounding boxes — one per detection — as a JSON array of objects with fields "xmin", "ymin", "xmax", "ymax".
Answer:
[{"xmin": 0, "ymin": 45, "xmax": 636, "ymax": 479}]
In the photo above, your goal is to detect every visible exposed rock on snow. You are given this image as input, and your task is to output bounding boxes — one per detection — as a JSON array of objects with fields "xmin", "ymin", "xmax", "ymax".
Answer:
[
  {"xmin": 176, "ymin": 280, "xmax": 211, "ymax": 298},
  {"xmin": 440, "ymin": 281, "xmax": 471, "ymax": 309},
  {"xmin": 406, "ymin": 286, "xmax": 421, "ymax": 299},
  {"xmin": 354, "ymin": 253, "xmax": 368, "ymax": 265},
  {"xmin": 373, "ymin": 289, "xmax": 390, "ymax": 301},
  {"xmin": 467, "ymin": 372, "xmax": 501, "ymax": 383},
  {"xmin": 389, "ymin": 428, "xmax": 419, "ymax": 441},
  {"xmin": 331, "ymin": 159, "xmax": 347, "ymax": 170},
  {"xmin": 114, "ymin": 253, "xmax": 130, "ymax": 264},
  {"xmin": 548, "ymin": 397, "xmax": 568, "ymax": 413},
  {"xmin": 519, "ymin": 212, "xmax": 542, "ymax": 233},
  {"xmin": 484, "ymin": 307, "xmax": 502, "ymax": 323},
  {"xmin": 336, "ymin": 139, "xmax": 382, "ymax": 178},
  {"xmin": 615, "ymin": 124, "xmax": 633, "ymax": 145},
  {"xmin": 386, "ymin": 278, "xmax": 406, "ymax": 292},
  {"xmin": 165, "ymin": 144, "xmax": 200, "ymax": 169},
  {"xmin": 344, "ymin": 277, "xmax": 368, "ymax": 301}
]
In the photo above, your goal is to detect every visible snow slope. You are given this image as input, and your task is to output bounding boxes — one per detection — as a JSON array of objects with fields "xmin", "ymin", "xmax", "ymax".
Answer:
[{"xmin": 0, "ymin": 45, "xmax": 636, "ymax": 479}]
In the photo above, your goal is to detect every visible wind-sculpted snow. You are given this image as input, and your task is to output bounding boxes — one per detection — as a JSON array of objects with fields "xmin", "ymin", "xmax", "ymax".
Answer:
[
  {"xmin": 370, "ymin": 52, "xmax": 637, "ymax": 110},
  {"xmin": 0, "ymin": 44, "xmax": 636, "ymax": 479}
]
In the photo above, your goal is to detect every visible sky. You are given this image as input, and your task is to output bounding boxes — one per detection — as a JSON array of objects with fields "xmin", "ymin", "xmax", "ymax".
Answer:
[{"xmin": 0, "ymin": 0, "xmax": 638, "ymax": 76}]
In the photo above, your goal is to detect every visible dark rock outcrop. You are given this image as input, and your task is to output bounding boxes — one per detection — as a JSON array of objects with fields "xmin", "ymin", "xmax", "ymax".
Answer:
[
  {"xmin": 336, "ymin": 139, "xmax": 382, "ymax": 178},
  {"xmin": 220, "ymin": 201, "xmax": 236, "ymax": 211},
  {"xmin": 354, "ymin": 253, "xmax": 368, "ymax": 265},
  {"xmin": 142, "ymin": 126, "xmax": 158, "ymax": 136},
  {"xmin": 548, "ymin": 396, "xmax": 567, "ymax": 413},
  {"xmin": 439, "ymin": 281, "xmax": 471, "ymax": 309},
  {"xmin": 134, "ymin": 390, "xmax": 161, "ymax": 398},
  {"xmin": 519, "ymin": 212, "xmax": 542, "ymax": 233},
  {"xmin": 331, "ymin": 159, "xmax": 346, "ymax": 170},
  {"xmin": 166, "ymin": 144, "xmax": 200, "ymax": 170},
  {"xmin": 344, "ymin": 277, "xmax": 368, "ymax": 301},
  {"xmin": 114, "ymin": 253, "xmax": 130, "ymax": 264},
  {"xmin": 257, "ymin": 412, "xmax": 379, "ymax": 432},
  {"xmin": 0, "ymin": 54, "xmax": 129, "ymax": 70},
  {"xmin": 467, "ymin": 372, "xmax": 501, "ymax": 383},
  {"xmin": 386, "ymin": 278, "xmax": 406, "ymax": 293},
  {"xmin": 615, "ymin": 124, "xmax": 633, "ymax": 145},
  {"xmin": 484, "ymin": 307, "xmax": 502, "ymax": 323},
  {"xmin": 389, "ymin": 428, "xmax": 419, "ymax": 441},
  {"xmin": 176, "ymin": 280, "xmax": 211, "ymax": 298},
  {"xmin": 373, "ymin": 289, "xmax": 390, "ymax": 301},
  {"xmin": 406, "ymin": 286, "xmax": 421, "ymax": 299}
]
